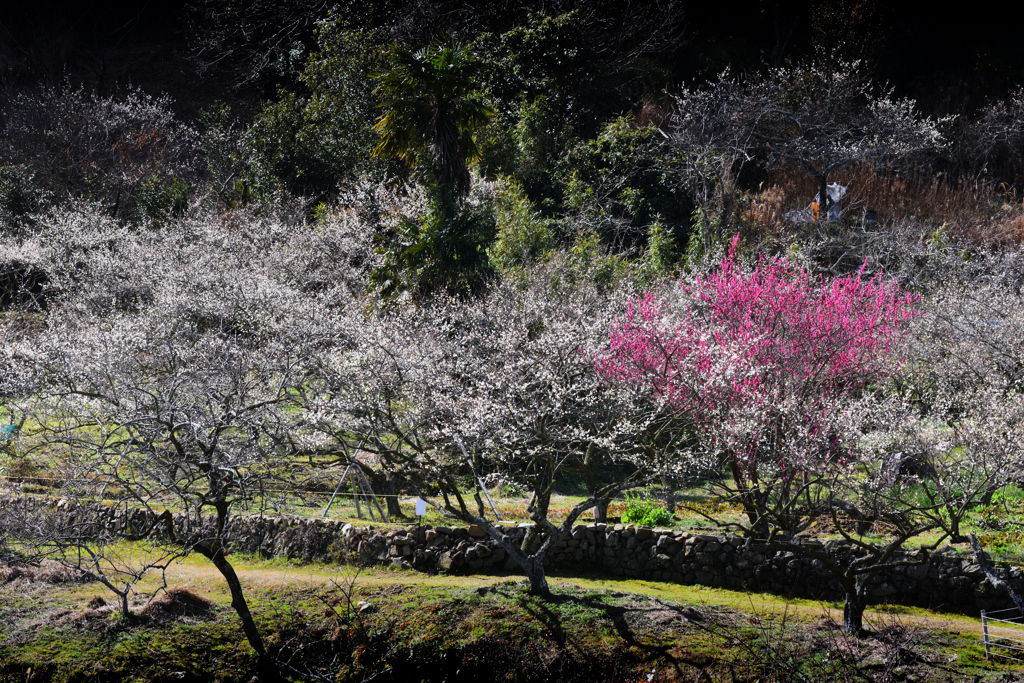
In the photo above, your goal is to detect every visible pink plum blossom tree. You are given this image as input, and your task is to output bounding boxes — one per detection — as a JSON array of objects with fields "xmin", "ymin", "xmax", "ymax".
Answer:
[
  {"xmin": 596, "ymin": 235, "xmax": 933, "ymax": 634},
  {"xmin": 597, "ymin": 235, "xmax": 920, "ymax": 535}
]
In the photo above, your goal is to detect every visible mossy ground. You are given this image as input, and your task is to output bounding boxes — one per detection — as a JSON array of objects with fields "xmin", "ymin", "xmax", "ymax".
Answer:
[{"xmin": 1, "ymin": 550, "xmax": 1021, "ymax": 682}]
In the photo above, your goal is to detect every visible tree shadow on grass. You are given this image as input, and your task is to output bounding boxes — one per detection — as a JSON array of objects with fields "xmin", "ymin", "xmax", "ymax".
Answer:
[{"xmin": 487, "ymin": 581, "xmax": 714, "ymax": 680}]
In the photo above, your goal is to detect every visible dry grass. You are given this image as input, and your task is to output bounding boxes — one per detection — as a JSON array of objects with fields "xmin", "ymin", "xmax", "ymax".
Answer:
[
  {"xmin": 744, "ymin": 164, "xmax": 1024, "ymax": 246},
  {"xmin": 0, "ymin": 560, "xmax": 94, "ymax": 586},
  {"xmin": 138, "ymin": 586, "xmax": 214, "ymax": 622}
]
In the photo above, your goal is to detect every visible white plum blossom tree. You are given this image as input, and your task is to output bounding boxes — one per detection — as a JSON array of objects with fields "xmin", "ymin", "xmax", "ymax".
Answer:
[
  {"xmin": 669, "ymin": 62, "xmax": 946, "ymax": 226},
  {"xmin": 300, "ymin": 262, "xmax": 686, "ymax": 597}
]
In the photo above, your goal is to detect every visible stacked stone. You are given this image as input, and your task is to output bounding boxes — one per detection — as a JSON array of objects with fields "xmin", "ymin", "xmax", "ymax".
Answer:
[
  {"xmin": 546, "ymin": 523, "xmax": 603, "ymax": 566},
  {"xmin": 5, "ymin": 495, "xmax": 1024, "ymax": 614}
]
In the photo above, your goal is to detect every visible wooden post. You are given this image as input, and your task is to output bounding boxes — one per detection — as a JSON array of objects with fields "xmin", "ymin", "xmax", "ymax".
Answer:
[
  {"xmin": 982, "ymin": 610, "xmax": 991, "ymax": 660},
  {"xmin": 322, "ymin": 466, "xmax": 353, "ymax": 518},
  {"xmin": 354, "ymin": 468, "xmax": 388, "ymax": 523},
  {"xmin": 454, "ymin": 436, "xmax": 502, "ymax": 521},
  {"xmin": 353, "ymin": 480, "xmax": 363, "ymax": 520}
]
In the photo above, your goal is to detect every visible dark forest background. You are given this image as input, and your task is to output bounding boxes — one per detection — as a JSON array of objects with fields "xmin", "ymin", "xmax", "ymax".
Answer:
[{"xmin": 1, "ymin": 0, "xmax": 1019, "ymax": 117}]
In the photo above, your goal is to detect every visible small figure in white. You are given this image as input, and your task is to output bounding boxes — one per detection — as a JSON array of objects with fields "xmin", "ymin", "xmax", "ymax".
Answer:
[{"xmin": 815, "ymin": 183, "xmax": 847, "ymax": 221}]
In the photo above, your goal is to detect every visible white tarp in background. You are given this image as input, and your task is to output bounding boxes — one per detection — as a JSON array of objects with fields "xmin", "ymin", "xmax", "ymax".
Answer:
[{"xmin": 817, "ymin": 183, "xmax": 847, "ymax": 220}]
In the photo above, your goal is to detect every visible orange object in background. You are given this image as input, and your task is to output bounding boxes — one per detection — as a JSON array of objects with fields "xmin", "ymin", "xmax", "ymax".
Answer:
[{"xmin": 811, "ymin": 202, "xmax": 819, "ymax": 222}]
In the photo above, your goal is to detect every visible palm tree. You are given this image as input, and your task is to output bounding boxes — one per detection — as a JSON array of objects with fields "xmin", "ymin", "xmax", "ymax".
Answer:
[
  {"xmin": 371, "ymin": 39, "xmax": 495, "ymax": 299},
  {"xmin": 372, "ymin": 39, "xmax": 492, "ymax": 201}
]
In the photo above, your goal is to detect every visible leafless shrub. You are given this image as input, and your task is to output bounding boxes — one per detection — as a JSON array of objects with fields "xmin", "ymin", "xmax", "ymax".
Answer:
[
  {"xmin": 864, "ymin": 615, "xmax": 931, "ymax": 683},
  {"xmin": 0, "ymin": 496, "xmax": 184, "ymax": 616},
  {"xmin": 960, "ymin": 88, "xmax": 1024, "ymax": 184},
  {"xmin": 1, "ymin": 84, "xmax": 198, "ymax": 218},
  {"xmin": 697, "ymin": 607, "xmax": 864, "ymax": 683}
]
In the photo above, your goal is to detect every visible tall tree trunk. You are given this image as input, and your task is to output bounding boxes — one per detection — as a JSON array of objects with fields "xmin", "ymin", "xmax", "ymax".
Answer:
[
  {"xmin": 195, "ymin": 539, "xmax": 279, "ymax": 680},
  {"xmin": 384, "ymin": 476, "xmax": 403, "ymax": 519}
]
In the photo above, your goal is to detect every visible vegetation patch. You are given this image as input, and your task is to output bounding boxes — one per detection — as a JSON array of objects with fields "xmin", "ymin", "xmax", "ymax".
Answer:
[{"xmin": 0, "ymin": 565, "xmax": 1016, "ymax": 682}]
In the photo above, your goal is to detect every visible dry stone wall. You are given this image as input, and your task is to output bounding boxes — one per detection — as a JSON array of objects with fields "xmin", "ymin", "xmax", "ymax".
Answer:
[{"xmin": 4, "ymin": 496, "xmax": 1021, "ymax": 614}]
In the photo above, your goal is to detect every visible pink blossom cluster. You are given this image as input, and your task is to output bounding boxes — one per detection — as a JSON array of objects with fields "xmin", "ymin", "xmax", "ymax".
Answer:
[{"xmin": 595, "ymin": 235, "xmax": 921, "ymax": 469}]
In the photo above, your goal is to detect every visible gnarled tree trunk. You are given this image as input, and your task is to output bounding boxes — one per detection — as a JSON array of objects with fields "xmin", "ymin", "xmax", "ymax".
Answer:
[
  {"xmin": 522, "ymin": 555, "xmax": 551, "ymax": 598},
  {"xmin": 194, "ymin": 538, "xmax": 279, "ymax": 679},
  {"xmin": 521, "ymin": 491, "xmax": 551, "ymax": 553},
  {"xmin": 843, "ymin": 594, "xmax": 866, "ymax": 636}
]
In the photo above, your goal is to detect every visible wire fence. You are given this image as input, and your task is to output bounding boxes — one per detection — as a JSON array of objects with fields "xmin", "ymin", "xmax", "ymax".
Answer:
[
  {"xmin": 0, "ymin": 473, "xmax": 660, "ymax": 505},
  {"xmin": 0, "ymin": 473, "xmax": 645, "ymax": 525},
  {"xmin": 981, "ymin": 607, "xmax": 1024, "ymax": 663},
  {"xmin": 0, "ymin": 473, "xmax": 740, "ymax": 526}
]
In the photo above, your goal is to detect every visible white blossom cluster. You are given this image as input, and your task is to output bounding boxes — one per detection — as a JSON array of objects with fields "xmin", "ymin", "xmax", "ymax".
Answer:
[{"xmin": 1, "ymin": 179, "xmax": 1023, "ymax": 608}]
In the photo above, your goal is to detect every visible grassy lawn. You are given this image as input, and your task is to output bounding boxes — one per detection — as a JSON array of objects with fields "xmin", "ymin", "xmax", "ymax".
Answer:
[{"xmin": 1, "ymin": 546, "xmax": 1021, "ymax": 682}]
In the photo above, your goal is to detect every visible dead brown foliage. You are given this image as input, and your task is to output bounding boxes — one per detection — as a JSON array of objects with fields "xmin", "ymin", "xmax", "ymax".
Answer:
[
  {"xmin": 746, "ymin": 163, "xmax": 1024, "ymax": 246},
  {"xmin": 138, "ymin": 587, "xmax": 215, "ymax": 622},
  {"xmin": 0, "ymin": 560, "xmax": 94, "ymax": 586}
]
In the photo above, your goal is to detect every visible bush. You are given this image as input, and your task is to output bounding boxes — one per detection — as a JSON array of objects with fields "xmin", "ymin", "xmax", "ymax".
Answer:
[
  {"xmin": 567, "ymin": 228, "xmax": 630, "ymax": 292},
  {"xmin": 558, "ymin": 116, "xmax": 691, "ymax": 253},
  {"xmin": 620, "ymin": 492, "xmax": 673, "ymax": 527},
  {"xmin": 1, "ymin": 84, "xmax": 197, "ymax": 218},
  {"xmin": 487, "ymin": 178, "xmax": 554, "ymax": 273},
  {"xmin": 198, "ymin": 101, "xmax": 251, "ymax": 206},
  {"xmin": 242, "ymin": 16, "xmax": 387, "ymax": 200},
  {"xmin": 370, "ymin": 190, "xmax": 496, "ymax": 300},
  {"xmin": 0, "ymin": 165, "xmax": 51, "ymax": 229},
  {"xmin": 633, "ymin": 218, "xmax": 676, "ymax": 284},
  {"xmin": 134, "ymin": 176, "xmax": 189, "ymax": 224}
]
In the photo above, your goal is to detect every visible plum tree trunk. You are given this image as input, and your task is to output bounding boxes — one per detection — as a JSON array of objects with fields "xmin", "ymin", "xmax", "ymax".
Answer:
[
  {"xmin": 195, "ymin": 539, "xmax": 280, "ymax": 680},
  {"xmin": 578, "ymin": 444, "xmax": 606, "ymax": 522},
  {"xmin": 384, "ymin": 477, "xmax": 404, "ymax": 519},
  {"xmin": 491, "ymin": 526, "xmax": 554, "ymax": 600},
  {"xmin": 729, "ymin": 459, "xmax": 769, "ymax": 540},
  {"xmin": 843, "ymin": 594, "xmax": 866, "ymax": 636},
  {"xmin": 521, "ymin": 489, "xmax": 551, "ymax": 553},
  {"xmin": 661, "ymin": 475, "xmax": 676, "ymax": 514},
  {"xmin": 522, "ymin": 556, "xmax": 551, "ymax": 598}
]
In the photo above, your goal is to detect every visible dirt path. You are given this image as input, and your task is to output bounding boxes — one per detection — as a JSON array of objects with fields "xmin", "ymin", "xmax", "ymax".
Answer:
[{"xmin": 143, "ymin": 557, "xmax": 989, "ymax": 639}]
